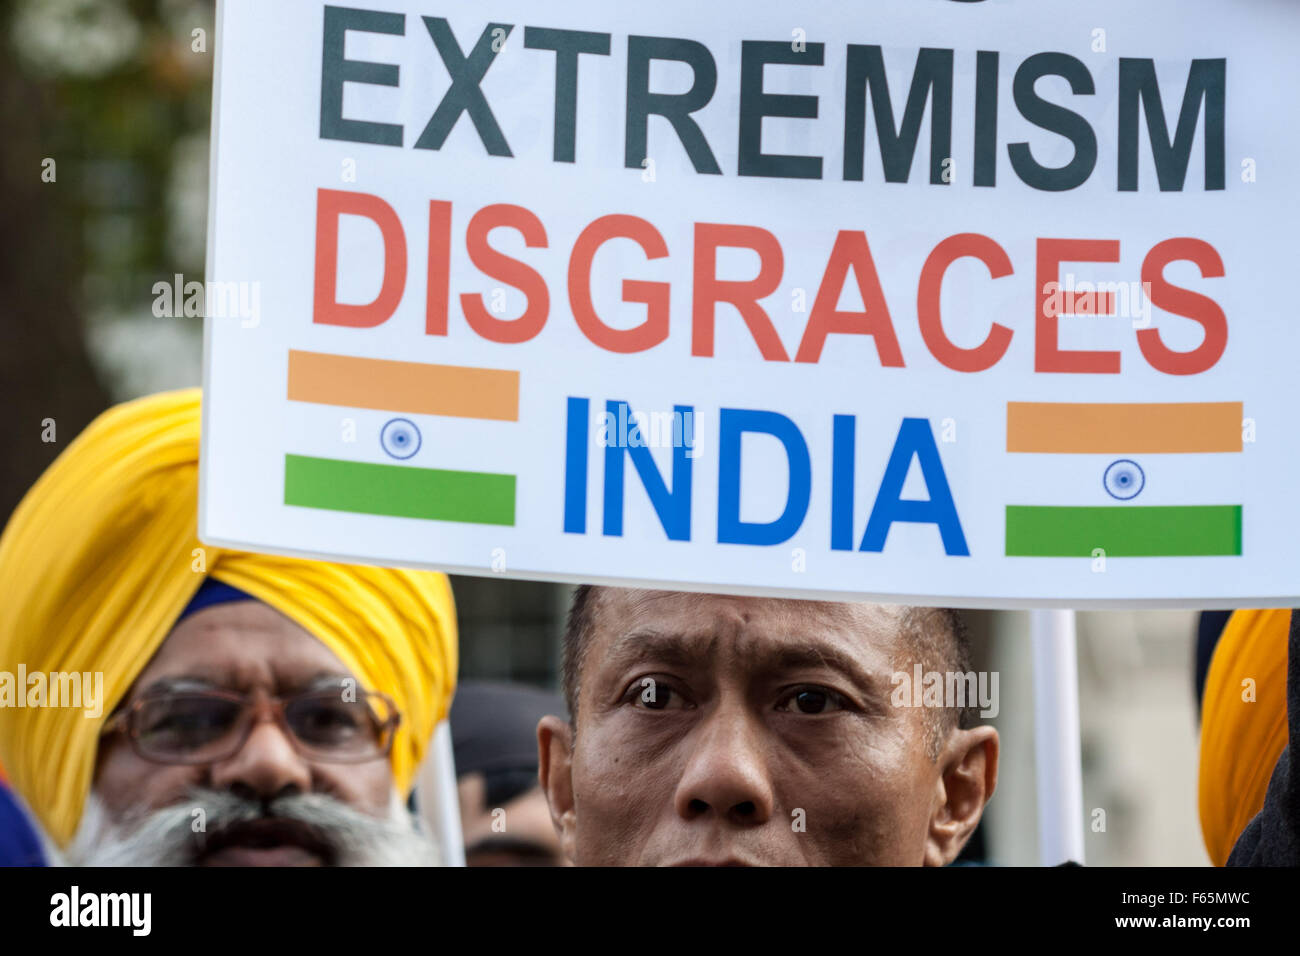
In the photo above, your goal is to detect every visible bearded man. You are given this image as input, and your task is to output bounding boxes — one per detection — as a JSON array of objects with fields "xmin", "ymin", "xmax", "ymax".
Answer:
[{"xmin": 0, "ymin": 389, "xmax": 457, "ymax": 866}]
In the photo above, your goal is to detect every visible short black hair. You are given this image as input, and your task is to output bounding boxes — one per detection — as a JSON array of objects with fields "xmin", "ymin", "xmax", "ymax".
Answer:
[
  {"xmin": 561, "ymin": 586, "xmax": 978, "ymax": 756},
  {"xmin": 561, "ymin": 584, "xmax": 600, "ymax": 723},
  {"xmin": 897, "ymin": 606, "xmax": 979, "ymax": 741}
]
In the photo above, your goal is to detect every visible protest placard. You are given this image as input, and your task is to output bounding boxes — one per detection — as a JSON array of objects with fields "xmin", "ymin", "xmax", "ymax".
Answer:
[{"xmin": 201, "ymin": 0, "xmax": 1300, "ymax": 606}]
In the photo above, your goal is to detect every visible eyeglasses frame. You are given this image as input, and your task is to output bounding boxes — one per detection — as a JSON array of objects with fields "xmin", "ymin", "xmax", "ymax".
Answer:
[{"xmin": 100, "ymin": 684, "xmax": 402, "ymax": 766}]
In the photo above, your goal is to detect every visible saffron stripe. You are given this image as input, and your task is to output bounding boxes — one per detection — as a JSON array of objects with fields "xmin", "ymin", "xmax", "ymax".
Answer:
[
  {"xmin": 1006, "ymin": 402, "xmax": 1242, "ymax": 454},
  {"xmin": 287, "ymin": 350, "xmax": 519, "ymax": 421}
]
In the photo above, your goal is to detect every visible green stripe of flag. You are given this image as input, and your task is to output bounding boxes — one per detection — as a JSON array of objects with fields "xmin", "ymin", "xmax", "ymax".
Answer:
[
  {"xmin": 285, "ymin": 454, "xmax": 515, "ymax": 526},
  {"xmin": 1006, "ymin": 505, "xmax": 1241, "ymax": 557}
]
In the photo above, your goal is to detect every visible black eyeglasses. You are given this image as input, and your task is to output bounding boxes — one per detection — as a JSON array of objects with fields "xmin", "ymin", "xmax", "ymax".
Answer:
[{"xmin": 102, "ymin": 686, "xmax": 401, "ymax": 765}]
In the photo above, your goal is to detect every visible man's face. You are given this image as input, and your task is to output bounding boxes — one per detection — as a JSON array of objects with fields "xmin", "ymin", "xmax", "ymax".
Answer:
[
  {"xmin": 90, "ymin": 601, "xmax": 407, "ymax": 866},
  {"xmin": 539, "ymin": 591, "xmax": 997, "ymax": 866}
]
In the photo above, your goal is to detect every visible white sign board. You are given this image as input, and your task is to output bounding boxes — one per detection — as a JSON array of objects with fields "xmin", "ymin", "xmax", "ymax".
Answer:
[{"xmin": 201, "ymin": 0, "xmax": 1300, "ymax": 607}]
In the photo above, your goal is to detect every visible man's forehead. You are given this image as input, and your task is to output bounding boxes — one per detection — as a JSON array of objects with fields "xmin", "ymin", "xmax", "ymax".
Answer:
[
  {"xmin": 592, "ymin": 588, "xmax": 908, "ymax": 645},
  {"xmin": 132, "ymin": 600, "xmax": 353, "ymax": 692}
]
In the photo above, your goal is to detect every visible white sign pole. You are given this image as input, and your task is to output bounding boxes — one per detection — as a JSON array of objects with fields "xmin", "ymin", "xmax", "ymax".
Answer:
[
  {"xmin": 428, "ymin": 721, "xmax": 466, "ymax": 867},
  {"xmin": 1031, "ymin": 609, "xmax": 1085, "ymax": 865}
]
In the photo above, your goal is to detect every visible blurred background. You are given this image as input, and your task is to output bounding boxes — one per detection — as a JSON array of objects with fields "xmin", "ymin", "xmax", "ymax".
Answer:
[{"xmin": 0, "ymin": 0, "xmax": 1212, "ymax": 865}]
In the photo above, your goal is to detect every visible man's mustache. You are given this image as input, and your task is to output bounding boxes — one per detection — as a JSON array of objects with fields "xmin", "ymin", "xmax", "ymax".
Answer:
[
  {"xmin": 75, "ymin": 788, "xmax": 437, "ymax": 867},
  {"xmin": 190, "ymin": 790, "xmax": 350, "ymax": 865}
]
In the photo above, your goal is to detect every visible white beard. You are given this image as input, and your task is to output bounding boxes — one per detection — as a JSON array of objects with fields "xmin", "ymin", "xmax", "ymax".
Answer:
[{"xmin": 56, "ymin": 788, "xmax": 440, "ymax": 867}]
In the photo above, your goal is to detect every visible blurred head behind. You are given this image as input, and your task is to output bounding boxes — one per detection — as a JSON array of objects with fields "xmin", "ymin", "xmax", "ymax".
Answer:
[
  {"xmin": 451, "ymin": 681, "xmax": 568, "ymax": 866},
  {"xmin": 538, "ymin": 586, "xmax": 999, "ymax": 866}
]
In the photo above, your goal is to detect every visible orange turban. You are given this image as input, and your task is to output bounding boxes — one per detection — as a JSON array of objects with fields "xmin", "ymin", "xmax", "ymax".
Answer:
[
  {"xmin": 1198, "ymin": 608, "xmax": 1290, "ymax": 866},
  {"xmin": 0, "ymin": 389, "xmax": 458, "ymax": 846}
]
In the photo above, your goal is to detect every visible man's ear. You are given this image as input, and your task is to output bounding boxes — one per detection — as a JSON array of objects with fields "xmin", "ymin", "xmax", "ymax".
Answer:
[
  {"xmin": 924, "ymin": 725, "xmax": 999, "ymax": 866},
  {"xmin": 537, "ymin": 714, "xmax": 578, "ymax": 865}
]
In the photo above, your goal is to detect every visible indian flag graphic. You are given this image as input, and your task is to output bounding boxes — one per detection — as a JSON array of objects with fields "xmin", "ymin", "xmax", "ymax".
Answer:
[
  {"xmin": 283, "ymin": 350, "xmax": 517, "ymax": 526},
  {"xmin": 1004, "ymin": 401, "xmax": 1243, "ymax": 557}
]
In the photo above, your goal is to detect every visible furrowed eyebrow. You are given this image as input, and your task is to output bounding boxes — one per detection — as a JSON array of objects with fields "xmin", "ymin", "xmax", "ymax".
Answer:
[
  {"xmin": 137, "ymin": 676, "xmax": 219, "ymax": 697},
  {"xmin": 301, "ymin": 673, "xmax": 356, "ymax": 693},
  {"xmin": 135, "ymin": 673, "xmax": 356, "ymax": 698},
  {"xmin": 599, "ymin": 630, "xmax": 884, "ymax": 699},
  {"xmin": 600, "ymin": 630, "xmax": 712, "ymax": 675},
  {"xmin": 763, "ymin": 642, "xmax": 885, "ymax": 698}
]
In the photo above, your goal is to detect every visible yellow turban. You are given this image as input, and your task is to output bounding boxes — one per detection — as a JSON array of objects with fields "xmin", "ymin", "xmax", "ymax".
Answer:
[
  {"xmin": 1198, "ymin": 608, "xmax": 1289, "ymax": 866},
  {"xmin": 0, "ymin": 388, "xmax": 457, "ymax": 847}
]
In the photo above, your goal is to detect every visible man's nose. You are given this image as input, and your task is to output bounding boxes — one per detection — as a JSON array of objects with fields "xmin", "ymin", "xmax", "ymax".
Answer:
[
  {"xmin": 208, "ymin": 717, "xmax": 312, "ymax": 801},
  {"xmin": 672, "ymin": 699, "xmax": 774, "ymax": 826}
]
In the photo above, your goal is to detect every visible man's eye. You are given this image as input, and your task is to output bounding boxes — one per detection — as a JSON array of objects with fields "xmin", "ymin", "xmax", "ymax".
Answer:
[
  {"xmin": 777, "ymin": 687, "xmax": 845, "ymax": 715},
  {"xmin": 631, "ymin": 679, "xmax": 686, "ymax": 710}
]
